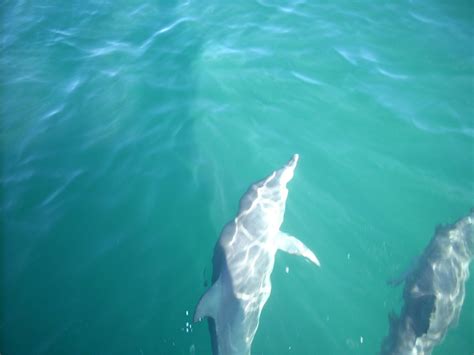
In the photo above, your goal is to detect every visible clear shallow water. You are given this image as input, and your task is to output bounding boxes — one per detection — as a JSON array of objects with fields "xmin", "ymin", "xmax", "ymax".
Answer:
[{"xmin": 1, "ymin": 0, "xmax": 473, "ymax": 354}]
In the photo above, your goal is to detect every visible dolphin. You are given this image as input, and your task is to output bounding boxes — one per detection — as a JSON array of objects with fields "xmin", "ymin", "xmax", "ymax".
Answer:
[
  {"xmin": 381, "ymin": 211, "xmax": 474, "ymax": 355},
  {"xmin": 194, "ymin": 154, "xmax": 319, "ymax": 355}
]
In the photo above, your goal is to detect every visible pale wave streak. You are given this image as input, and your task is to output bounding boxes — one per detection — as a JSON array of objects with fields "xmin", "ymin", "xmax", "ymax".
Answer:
[
  {"xmin": 255, "ymin": 0, "xmax": 309, "ymax": 18},
  {"xmin": 139, "ymin": 17, "xmax": 197, "ymax": 54},
  {"xmin": 334, "ymin": 46, "xmax": 378, "ymax": 66},
  {"xmin": 41, "ymin": 169, "xmax": 83, "ymax": 207},
  {"xmin": 85, "ymin": 40, "xmax": 133, "ymax": 58},
  {"xmin": 365, "ymin": 84, "xmax": 473, "ymax": 138},
  {"xmin": 376, "ymin": 67, "xmax": 410, "ymax": 80},
  {"xmin": 291, "ymin": 71, "xmax": 324, "ymax": 86}
]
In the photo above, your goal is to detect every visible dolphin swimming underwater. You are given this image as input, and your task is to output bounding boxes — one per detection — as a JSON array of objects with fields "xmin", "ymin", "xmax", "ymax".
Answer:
[
  {"xmin": 194, "ymin": 154, "xmax": 319, "ymax": 355},
  {"xmin": 381, "ymin": 211, "xmax": 474, "ymax": 355}
]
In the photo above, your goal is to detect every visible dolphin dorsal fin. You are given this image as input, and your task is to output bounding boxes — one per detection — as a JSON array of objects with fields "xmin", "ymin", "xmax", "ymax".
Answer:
[
  {"xmin": 194, "ymin": 277, "xmax": 222, "ymax": 322},
  {"xmin": 277, "ymin": 231, "xmax": 320, "ymax": 267},
  {"xmin": 387, "ymin": 256, "xmax": 420, "ymax": 287}
]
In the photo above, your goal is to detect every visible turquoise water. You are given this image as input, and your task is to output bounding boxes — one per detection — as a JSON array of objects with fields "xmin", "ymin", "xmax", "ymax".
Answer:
[{"xmin": 1, "ymin": 0, "xmax": 473, "ymax": 354}]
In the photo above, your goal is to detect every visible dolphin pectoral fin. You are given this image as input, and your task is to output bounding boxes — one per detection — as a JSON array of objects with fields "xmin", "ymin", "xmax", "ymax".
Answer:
[
  {"xmin": 194, "ymin": 277, "xmax": 221, "ymax": 323},
  {"xmin": 277, "ymin": 232, "xmax": 320, "ymax": 267}
]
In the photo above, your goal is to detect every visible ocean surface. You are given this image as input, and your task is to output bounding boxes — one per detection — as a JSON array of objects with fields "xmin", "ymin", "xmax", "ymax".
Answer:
[{"xmin": 1, "ymin": 0, "xmax": 473, "ymax": 354}]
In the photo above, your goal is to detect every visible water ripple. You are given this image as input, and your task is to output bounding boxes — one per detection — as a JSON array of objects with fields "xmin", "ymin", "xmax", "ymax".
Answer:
[
  {"xmin": 376, "ymin": 67, "xmax": 410, "ymax": 80},
  {"xmin": 64, "ymin": 77, "xmax": 82, "ymax": 94},
  {"xmin": 291, "ymin": 71, "xmax": 324, "ymax": 86},
  {"xmin": 139, "ymin": 17, "xmax": 196, "ymax": 54},
  {"xmin": 261, "ymin": 25, "xmax": 292, "ymax": 34},
  {"xmin": 1, "ymin": 169, "xmax": 35, "ymax": 185},
  {"xmin": 41, "ymin": 169, "xmax": 83, "ymax": 207},
  {"xmin": 409, "ymin": 118, "xmax": 474, "ymax": 138},
  {"xmin": 202, "ymin": 43, "xmax": 272, "ymax": 62},
  {"xmin": 409, "ymin": 12, "xmax": 443, "ymax": 27},
  {"xmin": 255, "ymin": 0, "xmax": 308, "ymax": 17},
  {"xmin": 39, "ymin": 104, "xmax": 65, "ymax": 122},
  {"xmin": 334, "ymin": 46, "xmax": 378, "ymax": 66},
  {"xmin": 49, "ymin": 28, "xmax": 75, "ymax": 37},
  {"xmin": 86, "ymin": 40, "xmax": 132, "ymax": 58},
  {"xmin": 128, "ymin": 4, "xmax": 151, "ymax": 18},
  {"xmin": 334, "ymin": 47, "xmax": 358, "ymax": 66}
]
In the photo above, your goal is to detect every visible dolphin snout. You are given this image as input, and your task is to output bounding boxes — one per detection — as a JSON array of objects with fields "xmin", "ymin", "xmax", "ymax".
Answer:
[
  {"xmin": 287, "ymin": 154, "xmax": 299, "ymax": 170},
  {"xmin": 277, "ymin": 154, "xmax": 299, "ymax": 185}
]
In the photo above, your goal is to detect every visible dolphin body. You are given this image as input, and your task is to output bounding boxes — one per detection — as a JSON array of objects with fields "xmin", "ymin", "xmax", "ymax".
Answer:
[
  {"xmin": 381, "ymin": 211, "xmax": 474, "ymax": 355},
  {"xmin": 194, "ymin": 154, "xmax": 319, "ymax": 355}
]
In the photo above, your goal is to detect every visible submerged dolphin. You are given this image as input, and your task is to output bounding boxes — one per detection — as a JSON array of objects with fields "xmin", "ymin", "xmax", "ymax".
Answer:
[
  {"xmin": 381, "ymin": 211, "xmax": 474, "ymax": 355},
  {"xmin": 194, "ymin": 154, "xmax": 319, "ymax": 355}
]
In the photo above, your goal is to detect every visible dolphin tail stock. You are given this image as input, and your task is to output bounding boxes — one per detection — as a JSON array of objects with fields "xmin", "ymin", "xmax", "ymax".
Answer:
[
  {"xmin": 276, "ymin": 231, "xmax": 320, "ymax": 266},
  {"xmin": 194, "ymin": 276, "xmax": 222, "ymax": 323}
]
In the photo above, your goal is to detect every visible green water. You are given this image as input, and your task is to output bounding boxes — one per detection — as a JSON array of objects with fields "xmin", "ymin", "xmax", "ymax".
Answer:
[{"xmin": 1, "ymin": 0, "xmax": 473, "ymax": 354}]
